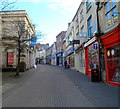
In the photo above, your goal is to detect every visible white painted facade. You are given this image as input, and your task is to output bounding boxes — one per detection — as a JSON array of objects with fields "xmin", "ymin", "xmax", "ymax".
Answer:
[{"xmin": 1, "ymin": 10, "xmax": 35, "ymax": 70}]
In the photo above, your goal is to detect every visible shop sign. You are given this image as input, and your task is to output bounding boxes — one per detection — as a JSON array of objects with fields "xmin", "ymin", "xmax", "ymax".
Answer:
[
  {"xmin": 84, "ymin": 37, "xmax": 96, "ymax": 47},
  {"xmin": 93, "ymin": 43, "xmax": 98, "ymax": 50},
  {"xmin": 7, "ymin": 49, "xmax": 13, "ymax": 52},
  {"xmin": 73, "ymin": 40, "xmax": 80, "ymax": 44}
]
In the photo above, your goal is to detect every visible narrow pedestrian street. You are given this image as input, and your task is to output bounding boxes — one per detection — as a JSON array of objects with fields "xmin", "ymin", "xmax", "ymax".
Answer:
[{"xmin": 2, "ymin": 65, "xmax": 118, "ymax": 107}]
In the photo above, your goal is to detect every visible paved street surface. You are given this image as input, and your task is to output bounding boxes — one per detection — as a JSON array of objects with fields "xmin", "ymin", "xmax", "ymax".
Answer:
[{"xmin": 2, "ymin": 65, "xmax": 119, "ymax": 107}]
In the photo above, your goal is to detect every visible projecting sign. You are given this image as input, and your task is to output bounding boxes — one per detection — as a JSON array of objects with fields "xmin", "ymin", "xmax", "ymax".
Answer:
[
  {"xmin": 73, "ymin": 40, "xmax": 80, "ymax": 44},
  {"xmin": 93, "ymin": 43, "xmax": 98, "ymax": 49}
]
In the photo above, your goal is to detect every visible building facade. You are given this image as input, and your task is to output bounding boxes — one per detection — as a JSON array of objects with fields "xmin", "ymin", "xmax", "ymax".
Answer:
[
  {"xmin": 51, "ymin": 42, "xmax": 57, "ymax": 65},
  {"xmin": 65, "ymin": 22, "xmax": 75, "ymax": 69},
  {"xmin": 35, "ymin": 43, "xmax": 49, "ymax": 64},
  {"xmin": 98, "ymin": 1, "xmax": 120, "ymax": 86},
  {"xmin": 1, "ymin": 10, "xmax": 35, "ymax": 71},
  {"xmin": 39, "ymin": 43, "xmax": 49, "ymax": 64},
  {"xmin": 46, "ymin": 46, "xmax": 52, "ymax": 64},
  {"xmin": 79, "ymin": 1, "xmax": 98, "ymax": 76},
  {"xmin": 64, "ymin": 0, "xmax": 98, "ymax": 74},
  {"xmin": 56, "ymin": 31, "xmax": 66, "ymax": 66},
  {"xmin": 0, "ymin": 13, "xmax": 2, "ymax": 69}
]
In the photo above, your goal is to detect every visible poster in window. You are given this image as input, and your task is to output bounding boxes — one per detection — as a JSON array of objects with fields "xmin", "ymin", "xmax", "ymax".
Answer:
[{"xmin": 8, "ymin": 52, "xmax": 14, "ymax": 65}]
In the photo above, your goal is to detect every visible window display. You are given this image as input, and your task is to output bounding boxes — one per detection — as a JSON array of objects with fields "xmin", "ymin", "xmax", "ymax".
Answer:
[
  {"xmin": 107, "ymin": 44, "xmax": 120, "ymax": 83},
  {"xmin": 88, "ymin": 42, "xmax": 99, "ymax": 69}
]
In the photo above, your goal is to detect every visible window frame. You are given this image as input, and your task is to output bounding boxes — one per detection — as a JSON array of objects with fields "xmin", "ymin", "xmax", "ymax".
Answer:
[
  {"xmin": 86, "ymin": 0, "xmax": 92, "ymax": 12},
  {"xmin": 87, "ymin": 16, "xmax": 93, "ymax": 37},
  {"xmin": 80, "ymin": 9, "xmax": 84, "ymax": 22},
  {"xmin": 105, "ymin": 1, "xmax": 118, "ymax": 26}
]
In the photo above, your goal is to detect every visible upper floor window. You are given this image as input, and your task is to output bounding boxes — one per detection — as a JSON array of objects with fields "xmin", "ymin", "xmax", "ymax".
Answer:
[
  {"xmin": 76, "ymin": 32, "xmax": 79, "ymax": 39},
  {"xmin": 86, "ymin": 0, "xmax": 91, "ymax": 11},
  {"xmin": 111, "ymin": 0, "xmax": 116, "ymax": 7},
  {"xmin": 80, "ymin": 10, "xmax": 84, "ymax": 22},
  {"xmin": 69, "ymin": 35, "xmax": 73, "ymax": 41},
  {"xmin": 81, "ymin": 26, "xmax": 84, "ymax": 37},
  {"xmin": 105, "ymin": 1, "xmax": 118, "ymax": 26},
  {"xmin": 87, "ymin": 16, "xmax": 93, "ymax": 37}
]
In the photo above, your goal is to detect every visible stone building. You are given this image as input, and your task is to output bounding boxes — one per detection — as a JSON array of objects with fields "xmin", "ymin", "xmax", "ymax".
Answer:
[
  {"xmin": 64, "ymin": 1, "xmax": 98, "ymax": 71},
  {"xmin": 1, "ymin": 10, "xmax": 35, "ymax": 71},
  {"xmin": 39, "ymin": 43, "xmax": 49, "ymax": 64},
  {"xmin": 51, "ymin": 42, "xmax": 57, "ymax": 65},
  {"xmin": 64, "ymin": 21, "xmax": 75, "ymax": 69},
  {"xmin": 97, "ymin": 1, "xmax": 120, "ymax": 86},
  {"xmin": 56, "ymin": 31, "xmax": 66, "ymax": 66},
  {"xmin": 72, "ymin": 0, "xmax": 98, "ymax": 75},
  {"xmin": 46, "ymin": 46, "xmax": 52, "ymax": 64},
  {"xmin": 0, "ymin": 12, "xmax": 2, "ymax": 69},
  {"xmin": 64, "ymin": 0, "xmax": 119, "ymax": 87}
]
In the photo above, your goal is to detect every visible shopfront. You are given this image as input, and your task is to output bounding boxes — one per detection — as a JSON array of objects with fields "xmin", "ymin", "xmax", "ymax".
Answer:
[
  {"xmin": 46, "ymin": 55, "xmax": 51, "ymax": 64},
  {"xmin": 75, "ymin": 45, "xmax": 85, "ymax": 74},
  {"xmin": 84, "ymin": 36, "xmax": 100, "ymax": 77},
  {"xmin": 56, "ymin": 52, "xmax": 63, "ymax": 66},
  {"xmin": 101, "ymin": 25, "xmax": 120, "ymax": 87},
  {"xmin": 65, "ymin": 46, "xmax": 74, "ymax": 68},
  {"xmin": 51, "ymin": 54, "xmax": 56, "ymax": 65}
]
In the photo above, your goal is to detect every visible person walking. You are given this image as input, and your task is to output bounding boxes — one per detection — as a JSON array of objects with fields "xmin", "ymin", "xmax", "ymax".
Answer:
[{"xmin": 64, "ymin": 60, "xmax": 67, "ymax": 68}]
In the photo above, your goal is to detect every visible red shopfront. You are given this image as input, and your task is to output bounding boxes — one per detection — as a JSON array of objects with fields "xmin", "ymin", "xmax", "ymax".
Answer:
[
  {"xmin": 101, "ymin": 25, "xmax": 120, "ymax": 87},
  {"xmin": 84, "ymin": 36, "xmax": 100, "ymax": 77}
]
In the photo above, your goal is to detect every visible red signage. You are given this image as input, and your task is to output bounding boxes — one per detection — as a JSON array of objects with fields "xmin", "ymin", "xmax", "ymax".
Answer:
[{"xmin": 7, "ymin": 52, "xmax": 14, "ymax": 65}]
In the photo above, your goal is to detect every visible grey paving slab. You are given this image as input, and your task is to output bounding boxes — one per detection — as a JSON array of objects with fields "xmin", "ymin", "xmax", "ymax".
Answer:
[
  {"xmin": 2, "ymin": 65, "xmax": 119, "ymax": 108},
  {"xmin": 56, "ymin": 66, "xmax": 119, "ymax": 107}
]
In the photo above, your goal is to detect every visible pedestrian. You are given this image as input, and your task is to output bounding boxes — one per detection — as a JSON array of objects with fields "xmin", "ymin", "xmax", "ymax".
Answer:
[{"xmin": 64, "ymin": 60, "xmax": 67, "ymax": 68}]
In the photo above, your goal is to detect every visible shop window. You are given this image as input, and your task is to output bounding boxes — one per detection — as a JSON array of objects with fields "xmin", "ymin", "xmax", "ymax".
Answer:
[
  {"xmin": 88, "ymin": 42, "xmax": 99, "ymax": 69},
  {"xmin": 71, "ymin": 54, "xmax": 75, "ymax": 68},
  {"xmin": 80, "ymin": 51, "xmax": 85, "ymax": 68},
  {"xmin": 87, "ymin": 16, "xmax": 93, "ymax": 37},
  {"xmin": 106, "ymin": 44, "xmax": 120, "ymax": 83}
]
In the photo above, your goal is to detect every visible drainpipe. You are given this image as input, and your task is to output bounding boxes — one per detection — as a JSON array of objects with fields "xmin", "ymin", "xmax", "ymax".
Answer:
[
  {"xmin": 96, "ymin": 2, "xmax": 101, "ymax": 34},
  {"xmin": 95, "ymin": 1, "xmax": 105, "ymax": 82},
  {"xmin": 95, "ymin": 1, "xmax": 102, "ymax": 81}
]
